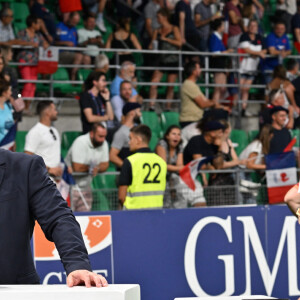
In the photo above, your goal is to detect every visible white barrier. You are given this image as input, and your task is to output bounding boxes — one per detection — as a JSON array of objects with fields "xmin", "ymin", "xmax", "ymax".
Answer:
[
  {"xmin": 174, "ymin": 296, "xmax": 279, "ymax": 300},
  {"xmin": 0, "ymin": 284, "xmax": 140, "ymax": 300}
]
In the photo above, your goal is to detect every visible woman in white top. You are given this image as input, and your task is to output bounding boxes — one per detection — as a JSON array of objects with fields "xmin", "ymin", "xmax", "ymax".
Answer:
[{"xmin": 239, "ymin": 124, "xmax": 274, "ymax": 170}]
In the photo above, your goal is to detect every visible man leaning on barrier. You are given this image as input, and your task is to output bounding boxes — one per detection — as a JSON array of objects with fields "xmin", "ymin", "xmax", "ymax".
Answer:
[{"xmin": 0, "ymin": 148, "xmax": 108, "ymax": 287}]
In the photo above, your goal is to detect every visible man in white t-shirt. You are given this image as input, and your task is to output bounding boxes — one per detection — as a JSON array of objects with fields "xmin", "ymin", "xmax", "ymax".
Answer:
[
  {"xmin": 25, "ymin": 100, "xmax": 62, "ymax": 179},
  {"xmin": 65, "ymin": 122, "xmax": 109, "ymax": 211},
  {"xmin": 78, "ymin": 13, "xmax": 104, "ymax": 64}
]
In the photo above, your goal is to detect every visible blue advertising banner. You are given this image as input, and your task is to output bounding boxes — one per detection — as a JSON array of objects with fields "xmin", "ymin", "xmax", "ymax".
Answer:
[{"xmin": 34, "ymin": 205, "xmax": 300, "ymax": 300}]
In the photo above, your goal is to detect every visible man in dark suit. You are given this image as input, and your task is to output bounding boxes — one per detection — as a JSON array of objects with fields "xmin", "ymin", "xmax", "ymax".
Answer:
[{"xmin": 0, "ymin": 148, "xmax": 107, "ymax": 287}]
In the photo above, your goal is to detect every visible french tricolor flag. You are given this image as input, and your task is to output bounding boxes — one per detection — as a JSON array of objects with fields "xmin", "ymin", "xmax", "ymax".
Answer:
[
  {"xmin": 266, "ymin": 151, "xmax": 297, "ymax": 204},
  {"xmin": 0, "ymin": 123, "xmax": 16, "ymax": 151},
  {"xmin": 57, "ymin": 162, "xmax": 75, "ymax": 207},
  {"xmin": 179, "ymin": 157, "xmax": 212, "ymax": 191}
]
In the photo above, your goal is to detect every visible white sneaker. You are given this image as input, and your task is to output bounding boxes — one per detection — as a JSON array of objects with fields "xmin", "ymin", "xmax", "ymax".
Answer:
[{"xmin": 96, "ymin": 17, "xmax": 106, "ymax": 32}]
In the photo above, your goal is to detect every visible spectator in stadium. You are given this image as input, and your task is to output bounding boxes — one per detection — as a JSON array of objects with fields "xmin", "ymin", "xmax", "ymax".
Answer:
[
  {"xmin": 208, "ymin": 18, "xmax": 234, "ymax": 107},
  {"xmin": 109, "ymin": 102, "xmax": 141, "ymax": 169},
  {"xmin": 223, "ymin": 0, "xmax": 244, "ymax": 49},
  {"xmin": 179, "ymin": 61, "xmax": 216, "ymax": 128},
  {"xmin": 17, "ymin": 15, "xmax": 49, "ymax": 111},
  {"xmin": 174, "ymin": 0, "xmax": 200, "ymax": 51},
  {"xmin": 118, "ymin": 125, "xmax": 167, "ymax": 209},
  {"xmin": 276, "ymin": 0, "xmax": 296, "ymax": 33},
  {"xmin": 260, "ymin": 89, "xmax": 294, "ymax": 129},
  {"xmin": 79, "ymin": 71, "xmax": 114, "ymax": 133},
  {"xmin": 95, "ymin": 53, "xmax": 109, "ymax": 73},
  {"xmin": 286, "ymin": 72, "xmax": 300, "ymax": 122},
  {"xmin": 30, "ymin": 0, "xmax": 57, "ymax": 43},
  {"xmin": 110, "ymin": 61, "xmax": 139, "ymax": 100},
  {"xmin": 148, "ymin": 8, "xmax": 182, "ymax": 111},
  {"xmin": 286, "ymin": 58, "xmax": 299, "ymax": 81},
  {"xmin": 105, "ymin": 18, "xmax": 142, "ymax": 65},
  {"xmin": 55, "ymin": 12, "xmax": 84, "ymax": 81},
  {"xmin": 65, "ymin": 122, "xmax": 109, "ymax": 212},
  {"xmin": 266, "ymin": 65, "xmax": 299, "ymax": 114},
  {"xmin": 58, "ymin": 0, "xmax": 82, "ymax": 23},
  {"xmin": 183, "ymin": 120, "xmax": 224, "ymax": 166},
  {"xmin": 81, "ymin": 0, "xmax": 107, "ymax": 32},
  {"xmin": 0, "ymin": 49, "xmax": 23, "ymax": 121},
  {"xmin": 24, "ymin": 101, "xmax": 62, "ymax": 180},
  {"xmin": 156, "ymin": 125, "xmax": 185, "ymax": 208},
  {"xmin": 0, "ymin": 8, "xmax": 39, "ymax": 46},
  {"xmin": 263, "ymin": 21, "xmax": 291, "ymax": 83},
  {"xmin": 238, "ymin": 19, "xmax": 267, "ymax": 114},
  {"xmin": 194, "ymin": 0, "xmax": 221, "ymax": 52},
  {"xmin": 269, "ymin": 106, "xmax": 292, "ymax": 153},
  {"xmin": 239, "ymin": 123, "xmax": 274, "ymax": 170},
  {"xmin": 78, "ymin": 13, "xmax": 104, "ymax": 65},
  {"xmin": 207, "ymin": 120, "xmax": 245, "ymax": 205},
  {"xmin": 143, "ymin": 0, "xmax": 161, "ymax": 48},
  {"xmin": 181, "ymin": 119, "xmax": 201, "ymax": 148},
  {"xmin": 111, "ymin": 80, "xmax": 135, "ymax": 123},
  {"xmin": 291, "ymin": 1, "xmax": 300, "ymax": 45},
  {"xmin": 0, "ymin": 79, "xmax": 13, "ymax": 144}
]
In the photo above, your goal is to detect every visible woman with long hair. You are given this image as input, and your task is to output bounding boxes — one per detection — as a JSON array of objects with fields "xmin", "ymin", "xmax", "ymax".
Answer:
[
  {"xmin": 156, "ymin": 125, "xmax": 184, "ymax": 208},
  {"xmin": 105, "ymin": 18, "xmax": 142, "ymax": 65},
  {"xmin": 148, "ymin": 8, "xmax": 182, "ymax": 111}
]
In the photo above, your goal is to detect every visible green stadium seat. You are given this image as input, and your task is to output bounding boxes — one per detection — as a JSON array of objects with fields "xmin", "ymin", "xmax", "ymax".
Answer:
[
  {"xmin": 53, "ymin": 68, "xmax": 82, "ymax": 94},
  {"xmin": 141, "ymin": 111, "xmax": 162, "ymax": 137},
  {"xmin": 15, "ymin": 130, "xmax": 27, "ymax": 153},
  {"xmin": 160, "ymin": 111, "xmax": 180, "ymax": 134},
  {"xmin": 11, "ymin": 2, "xmax": 29, "ymax": 24},
  {"xmin": 77, "ymin": 69, "xmax": 92, "ymax": 81},
  {"xmin": 61, "ymin": 131, "xmax": 81, "ymax": 158},
  {"xmin": 149, "ymin": 131, "xmax": 159, "ymax": 151},
  {"xmin": 230, "ymin": 129, "xmax": 248, "ymax": 156},
  {"xmin": 13, "ymin": 22, "xmax": 27, "ymax": 36},
  {"xmin": 248, "ymin": 130, "xmax": 259, "ymax": 143},
  {"xmin": 91, "ymin": 174, "xmax": 117, "ymax": 211}
]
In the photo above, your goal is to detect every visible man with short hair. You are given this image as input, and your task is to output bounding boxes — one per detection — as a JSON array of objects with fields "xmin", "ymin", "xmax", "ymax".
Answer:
[
  {"xmin": 110, "ymin": 61, "xmax": 138, "ymax": 100},
  {"xmin": 180, "ymin": 61, "xmax": 216, "ymax": 128},
  {"xmin": 263, "ymin": 21, "xmax": 291, "ymax": 82},
  {"xmin": 110, "ymin": 102, "xmax": 141, "ymax": 169},
  {"xmin": 65, "ymin": 122, "xmax": 109, "ymax": 211},
  {"xmin": 269, "ymin": 106, "xmax": 292, "ymax": 153},
  {"xmin": 118, "ymin": 124, "xmax": 167, "ymax": 209},
  {"xmin": 25, "ymin": 101, "xmax": 62, "ymax": 179},
  {"xmin": 78, "ymin": 13, "xmax": 104, "ymax": 65},
  {"xmin": 95, "ymin": 53, "xmax": 109, "ymax": 73},
  {"xmin": 259, "ymin": 89, "xmax": 294, "ymax": 129},
  {"xmin": 111, "ymin": 80, "xmax": 134, "ymax": 123},
  {"xmin": 55, "ymin": 11, "xmax": 84, "ymax": 81}
]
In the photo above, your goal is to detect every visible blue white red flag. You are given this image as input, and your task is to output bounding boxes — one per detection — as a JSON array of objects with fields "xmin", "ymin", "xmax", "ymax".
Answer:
[
  {"xmin": 266, "ymin": 151, "xmax": 297, "ymax": 204},
  {"xmin": 179, "ymin": 157, "xmax": 212, "ymax": 191},
  {"xmin": 57, "ymin": 163, "xmax": 75, "ymax": 207},
  {"xmin": 0, "ymin": 123, "xmax": 16, "ymax": 151}
]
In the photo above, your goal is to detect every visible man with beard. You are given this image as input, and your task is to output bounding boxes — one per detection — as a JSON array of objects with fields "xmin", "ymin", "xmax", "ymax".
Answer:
[
  {"xmin": 110, "ymin": 102, "xmax": 141, "ymax": 170},
  {"xmin": 25, "ymin": 101, "xmax": 63, "ymax": 181},
  {"xmin": 65, "ymin": 122, "xmax": 109, "ymax": 211}
]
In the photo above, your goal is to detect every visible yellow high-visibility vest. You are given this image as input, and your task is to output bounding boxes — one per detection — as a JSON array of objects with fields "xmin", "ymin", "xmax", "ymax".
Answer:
[{"xmin": 124, "ymin": 152, "xmax": 167, "ymax": 209}]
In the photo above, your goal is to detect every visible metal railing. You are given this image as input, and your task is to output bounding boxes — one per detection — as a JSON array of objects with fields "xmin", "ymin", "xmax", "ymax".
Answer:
[{"xmin": 69, "ymin": 167, "xmax": 285, "ymax": 212}]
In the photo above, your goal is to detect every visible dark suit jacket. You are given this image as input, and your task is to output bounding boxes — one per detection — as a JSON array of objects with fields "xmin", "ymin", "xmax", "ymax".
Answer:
[{"xmin": 0, "ymin": 149, "xmax": 91, "ymax": 284}]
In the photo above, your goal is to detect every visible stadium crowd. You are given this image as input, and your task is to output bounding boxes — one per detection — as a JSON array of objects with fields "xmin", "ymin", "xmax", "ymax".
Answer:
[{"xmin": 1, "ymin": 0, "xmax": 300, "ymax": 210}]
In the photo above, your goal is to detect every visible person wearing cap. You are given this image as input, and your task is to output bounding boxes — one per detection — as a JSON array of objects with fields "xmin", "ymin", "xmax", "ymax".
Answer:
[
  {"xmin": 65, "ymin": 122, "xmax": 109, "ymax": 211},
  {"xmin": 118, "ymin": 124, "xmax": 167, "ymax": 209},
  {"xmin": 269, "ymin": 105, "xmax": 292, "ymax": 154},
  {"xmin": 259, "ymin": 89, "xmax": 294, "ymax": 130},
  {"xmin": 109, "ymin": 102, "xmax": 142, "ymax": 170}
]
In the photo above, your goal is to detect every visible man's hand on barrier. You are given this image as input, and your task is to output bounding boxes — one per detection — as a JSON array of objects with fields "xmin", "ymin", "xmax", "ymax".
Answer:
[{"xmin": 67, "ymin": 270, "xmax": 108, "ymax": 288}]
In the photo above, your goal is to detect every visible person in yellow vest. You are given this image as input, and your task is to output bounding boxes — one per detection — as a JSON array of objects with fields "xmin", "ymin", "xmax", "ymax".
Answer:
[{"xmin": 118, "ymin": 124, "xmax": 167, "ymax": 209}]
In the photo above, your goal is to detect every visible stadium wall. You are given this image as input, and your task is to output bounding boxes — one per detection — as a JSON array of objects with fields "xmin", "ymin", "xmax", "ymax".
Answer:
[{"xmin": 33, "ymin": 206, "xmax": 300, "ymax": 300}]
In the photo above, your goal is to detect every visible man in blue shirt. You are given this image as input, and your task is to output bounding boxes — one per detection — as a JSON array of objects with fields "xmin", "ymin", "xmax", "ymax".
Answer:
[
  {"xmin": 263, "ymin": 21, "xmax": 291, "ymax": 83},
  {"xmin": 110, "ymin": 61, "xmax": 139, "ymax": 100},
  {"xmin": 55, "ymin": 12, "xmax": 85, "ymax": 81}
]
